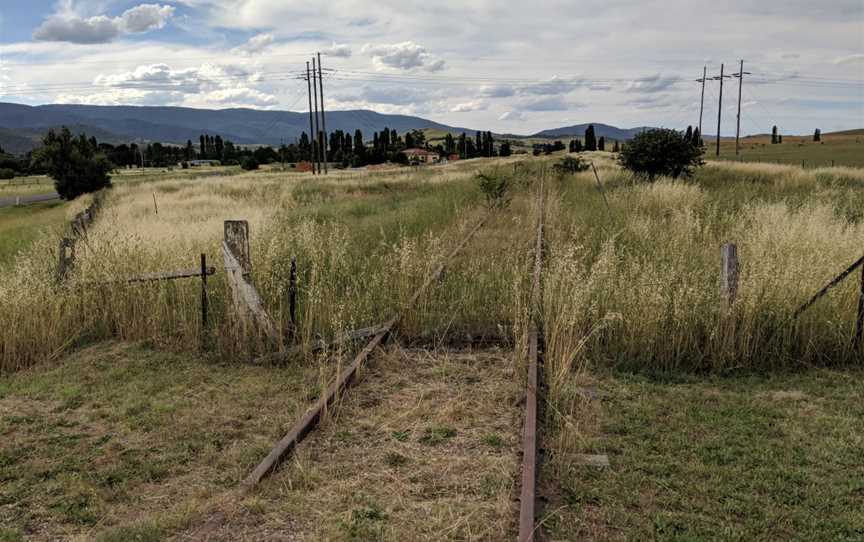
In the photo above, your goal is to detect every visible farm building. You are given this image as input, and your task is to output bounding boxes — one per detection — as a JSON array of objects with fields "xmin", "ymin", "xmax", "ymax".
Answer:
[{"xmin": 401, "ymin": 148, "xmax": 440, "ymax": 163}]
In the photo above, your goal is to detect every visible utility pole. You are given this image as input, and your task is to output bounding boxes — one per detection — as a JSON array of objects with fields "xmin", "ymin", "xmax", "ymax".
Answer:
[
  {"xmin": 317, "ymin": 51, "xmax": 328, "ymax": 174},
  {"xmin": 695, "ymin": 66, "xmax": 707, "ymax": 136},
  {"xmin": 732, "ymin": 60, "xmax": 751, "ymax": 157},
  {"xmin": 311, "ymin": 56, "xmax": 321, "ymax": 174},
  {"xmin": 712, "ymin": 63, "xmax": 731, "ymax": 157},
  {"xmin": 306, "ymin": 61, "xmax": 317, "ymax": 174}
]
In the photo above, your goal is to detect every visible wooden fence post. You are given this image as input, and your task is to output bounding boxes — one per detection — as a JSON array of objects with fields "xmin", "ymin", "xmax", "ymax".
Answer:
[
  {"xmin": 720, "ymin": 243, "xmax": 739, "ymax": 307},
  {"xmin": 289, "ymin": 256, "xmax": 297, "ymax": 328},
  {"xmin": 201, "ymin": 253, "xmax": 208, "ymax": 329},
  {"xmin": 57, "ymin": 237, "xmax": 76, "ymax": 283},
  {"xmin": 224, "ymin": 220, "xmax": 251, "ymax": 277},
  {"xmin": 855, "ymin": 264, "xmax": 864, "ymax": 350},
  {"xmin": 222, "ymin": 220, "xmax": 278, "ymax": 344}
]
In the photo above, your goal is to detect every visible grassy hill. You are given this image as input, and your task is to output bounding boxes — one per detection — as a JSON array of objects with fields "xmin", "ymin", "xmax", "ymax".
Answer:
[{"xmin": 711, "ymin": 131, "xmax": 864, "ymax": 167}]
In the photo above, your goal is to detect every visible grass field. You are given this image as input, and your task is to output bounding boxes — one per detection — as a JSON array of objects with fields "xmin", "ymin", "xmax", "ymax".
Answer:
[
  {"xmin": 713, "ymin": 132, "xmax": 864, "ymax": 168},
  {"xmin": 0, "ymin": 200, "xmax": 69, "ymax": 267},
  {"xmin": 1, "ymin": 152, "xmax": 863, "ymax": 540}
]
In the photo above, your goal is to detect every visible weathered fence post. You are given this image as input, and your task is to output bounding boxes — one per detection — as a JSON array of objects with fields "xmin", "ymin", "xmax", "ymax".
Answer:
[
  {"xmin": 855, "ymin": 264, "xmax": 864, "ymax": 350},
  {"xmin": 720, "ymin": 243, "xmax": 739, "ymax": 307},
  {"xmin": 289, "ymin": 256, "xmax": 297, "ymax": 328},
  {"xmin": 222, "ymin": 220, "xmax": 278, "ymax": 344},
  {"xmin": 224, "ymin": 220, "xmax": 252, "ymax": 277},
  {"xmin": 57, "ymin": 237, "xmax": 76, "ymax": 283},
  {"xmin": 200, "ymin": 253, "xmax": 208, "ymax": 329}
]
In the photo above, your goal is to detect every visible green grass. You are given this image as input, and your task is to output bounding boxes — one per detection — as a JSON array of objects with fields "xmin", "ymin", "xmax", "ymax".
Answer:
[
  {"xmin": 0, "ymin": 341, "xmax": 318, "ymax": 540},
  {"xmin": 0, "ymin": 200, "xmax": 68, "ymax": 266},
  {"xmin": 543, "ymin": 367, "xmax": 864, "ymax": 540},
  {"xmin": 713, "ymin": 134, "xmax": 864, "ymax": 168}
]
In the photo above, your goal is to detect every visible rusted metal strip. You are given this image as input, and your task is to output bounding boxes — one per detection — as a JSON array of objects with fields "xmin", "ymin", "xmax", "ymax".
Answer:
[
  {"xmin": 519, "ymin": 328, "xmax": 539, "ymax": 542},
  {"xmin": 793, "ymin": 254, "xmax": 864, "ymax": 319},
  {"xmin": 519, "ymin": 183, "xmax": 546, "ymax": 542},
  {"xmin": 243, "ymin": 215, "xmax": 487, "ymax": 489}
]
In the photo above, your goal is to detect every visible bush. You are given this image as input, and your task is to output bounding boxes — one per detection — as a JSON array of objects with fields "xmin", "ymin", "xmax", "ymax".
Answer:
[
  {"xmin": 476, "ymin": 171, "xmax": 509, "ymax": 208},
  {"xmin": 240, "ymin": 157, "xmax": 259, "ymax": 171},
  {"xmin": 553, "ymin": 156, "xmax": 590, "ymax": 174},
  {"xmin": 618, "ymin": 128, "xmax": 704, "ymax": 181},
  {"xmin": 0, "ymin": 168, "xmax": 14, "ymax": 180},
  {"xmin": 33, "ymin": 127, "xmax": 111, "ymax": 199}
]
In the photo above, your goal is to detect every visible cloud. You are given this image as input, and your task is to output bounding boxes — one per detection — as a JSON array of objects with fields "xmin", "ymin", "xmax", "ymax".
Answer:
[
  {"xmin": 625, "ymin": 74, "xmax": 682, "ymax": 93},
  {"xmin": 361, "ymin": 41, "xmax": 445, "ymax": 72},
  {"xmin": 520, "ymin": 75, "xmax": 578, "ymax": 96},
  {"xmin": 498, "ymin": 111, "xmax": 526, "ymax": 121},
  {"xmin": 325, "ymin": 42, "xmax": 352, "ymax": 58},
  {"xmin": 232, "ymin": 33, "xmax": 274, "ymax": 55},
  {"xmin": 450, "ymin": 100, "xmax": 487, "ymax": 112},
  {"xmin": 479, "ymin": 84, "xmax": 515, "ymax": 98},
  {"xmin": 58, "ymin": 62, "xmax": 277, "ymax": 108},
  {"xmin": 516, "ymin": 96, "xmax": 573, "ymax": 111},
  {"xmin": 336, "ymin": 85, "xmax": 435, "ymax": 106},
  {"xmin": 33, "ymin": 3, "xmax": 174, "ymax": 44},
  {"xmin": 834, "ymin": 53, "xmax": 864, "ymax": 65}
]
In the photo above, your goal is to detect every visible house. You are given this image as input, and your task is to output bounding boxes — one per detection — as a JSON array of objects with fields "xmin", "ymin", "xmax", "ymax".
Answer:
[{"xmin": 401, "ymin": 148, "xmax": 440, "ymax": 164}]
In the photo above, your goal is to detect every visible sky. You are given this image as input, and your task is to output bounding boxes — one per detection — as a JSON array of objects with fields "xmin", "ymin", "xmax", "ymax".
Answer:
[{"xmin": 0, "ymin": 0, "xmax": 862, "ymax": 136}]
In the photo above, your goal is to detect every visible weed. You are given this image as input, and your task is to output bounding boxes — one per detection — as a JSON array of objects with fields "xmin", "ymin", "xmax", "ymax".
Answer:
[{"xmin": 419, "ymin": 426, "xmax": 457, "ymax": 446}]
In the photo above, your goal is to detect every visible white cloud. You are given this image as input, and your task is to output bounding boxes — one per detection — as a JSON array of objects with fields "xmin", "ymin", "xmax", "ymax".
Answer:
[
  {"xmin": 232, "ymin": 33, "xmax": 274, "ymax": 55},
  {"xmin": 516, "ymin": 96, "xmax": 573, "ymax": 111},
  {"xmin": 33, "ymin": 3, "xmax": 174, "ymax": 44},
  {"xmin": 499, "ymin": 111, "xmax": 526, "ymax": 121},
  {"xmin": 450, "ymin": 100, "xmax": 487, "ymax": 113},
  {"xmin": 58, "ymin": 62, "xmax": 276, "ymax": 108},
  {"xmin": 361, "ymin": 41, "xmax": 445, "ymax": 72},
  {"xmin": 479, "ymin": 84, "xmax": 515, "ymax": 98},
  {"xmin": 520, "ymin": 75, "xmax": 578, "ymax": 96},
  {"xmin": 833, "ymin": 53, "xmax": 864, "ymax": 65},
  {"xmin": 625, "ymin": 74, "xmax": 683, "ymax": 93},
  {"xmin": 325, "ymin": 42, "xmax": 352, "ymax": 58}
]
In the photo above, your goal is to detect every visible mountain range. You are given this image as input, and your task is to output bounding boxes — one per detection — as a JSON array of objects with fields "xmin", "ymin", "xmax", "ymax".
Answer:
[{"xmin": 0, "ymin": 102, "xmax": 654, "ymax": 154}]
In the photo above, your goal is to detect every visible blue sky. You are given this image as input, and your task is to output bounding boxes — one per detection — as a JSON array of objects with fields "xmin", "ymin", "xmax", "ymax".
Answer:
[{"xmin": 0, "ymin": 0, "xmax": 862, "ymax": 135}]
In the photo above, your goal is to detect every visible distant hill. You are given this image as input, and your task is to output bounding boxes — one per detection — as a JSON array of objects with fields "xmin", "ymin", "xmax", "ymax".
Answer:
[
  {"xmin": 0, "ymin": 102, "xmax": 472, "ymax": 154},
  {"xmin": 532, "ymin": 123, "xmax": 655, "ymax": 140}
]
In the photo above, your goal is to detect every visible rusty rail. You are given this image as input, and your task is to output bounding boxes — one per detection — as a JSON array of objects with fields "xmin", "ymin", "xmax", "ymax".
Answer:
[
  {"xmin": 243, "ymin": 216, "xmax": 488, "ymax": 488},
  {"xmin": 519, "ymin": 181, "xmax": 545, "ymax": 542}
]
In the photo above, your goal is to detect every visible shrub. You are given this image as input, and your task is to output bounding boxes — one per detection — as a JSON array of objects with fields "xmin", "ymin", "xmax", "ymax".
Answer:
[
  {"xmin": 618, "ymin": 128, "xmax": 704, "ymax": 181},
  {"xmin": 0, "ymin": 168, "xmax": 14, "ymax": 180},
  {"xmin": 240, "ymin": 157, "xmax": 259, "ymax": 171},
  {"xmin": 553, "ymin": 156, "xmax": 590, "ymax": 174},
  {"xmin": 476, "ymin": 171, "xmax": 509, "ymax": 208},
  {"xmin": 33, "ymin": 127, "xmax": 111, "ymax": 199}
]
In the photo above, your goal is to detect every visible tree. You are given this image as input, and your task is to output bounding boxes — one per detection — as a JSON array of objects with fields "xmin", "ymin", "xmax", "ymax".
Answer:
[
  {"xmin": 618, "ymin": 128, "xmax": 704, "ymax": 181},
  {"xmin": 612, "ymin": 140, "xmax": 620, "ymax": 152},
  {"xmin": 692, "ymin": 127, "xmax": 703, "ymax": 147},
  {"xmin": 813, "ymin": 128, "xmax": 821, "ymax": 142},
  {"xmin": 499, "ymin": 141, "xmax": 512, "ymax": 157},
  {"xmin": 241, "ymin": 156, "xmax": 259, "ymax": 170},
  {"xmin": 771, "ymin": 125, "xmax": 778, "ymax": 144},
  {"xmin": 584, "ymin": 125, "xmax": 597, "ymax": 151},
  {"xmin": 598, "ymin": 136, "xmax": 605, "ymax": 151},
  {"xmin": 353, "ymin": 129, "xmax": 365, "ymax": 156},
  {"xmin": 684, "ymin": 126, "xmax": 693, "ymax": 142},
  {"xmin": 35, "ymin": 127, "xmax": 112, "ymax": 199}
]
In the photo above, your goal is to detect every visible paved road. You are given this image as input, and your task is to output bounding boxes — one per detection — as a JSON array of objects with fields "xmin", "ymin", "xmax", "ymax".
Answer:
[{"xmin": 0, "ymin": 192, "xmax": 61, "ymax": 209}]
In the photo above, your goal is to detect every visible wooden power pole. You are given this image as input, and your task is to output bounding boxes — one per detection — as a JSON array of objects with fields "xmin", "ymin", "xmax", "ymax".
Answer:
[
  {"xmin": 311, "ymin": 58, "xmax": 321, "ymax": 174},
  {"xmin": 732, "ymin": 60, "xmax": 751, "ymax": 157},
  {"xmin": 317, "ymin": 52, "xmax": 328, "ymax": 174},
  {"xmin": 713, "ymin": 63, "xmax": 731, "ymax": 157},
  {"xmin": 306, "ymin": 61, "xmax": 317, "ymax": 174},
  {"xmin": 696, "ymin": 66, "xmax": 707, "ymax": 136}
]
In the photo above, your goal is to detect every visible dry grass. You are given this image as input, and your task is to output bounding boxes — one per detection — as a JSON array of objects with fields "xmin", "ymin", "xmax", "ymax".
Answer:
[{"xmin": 249, "ymin": 345, "xmax": 522, "ymax": 541}]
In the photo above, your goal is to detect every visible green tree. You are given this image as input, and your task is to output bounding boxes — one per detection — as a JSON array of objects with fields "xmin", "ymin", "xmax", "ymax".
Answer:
[
  {"xmin": 771, "ymin": 125, "xmax": 778, "ymax": 144},
  {"xmin": 692, "ymin": 127, "xmax": 703, "ymax": 147},
  {"xmin": 612, "ymin": 140, "xmax": 620, "ymax": 152},
  {"xmin": 618, "ymin": 128, "xmax": 704, "ymax": 181},
  {"xmin": 35, "ymin": 127, "xmax": 112, "ymax": 200},
  {"xmin": 584, "ymin": 125, "xmax": 597, "ymax": 151},
  {"xmin": 813, "ymin": 128, "xmax": 821, "ymax": 142},
  {"xmin": 598, "ymin": 136, "xmax": 605, "ymax": 151},
  {"xmin": 499, "ymin": 141, "xmax": 512, "ymax": 157}
]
